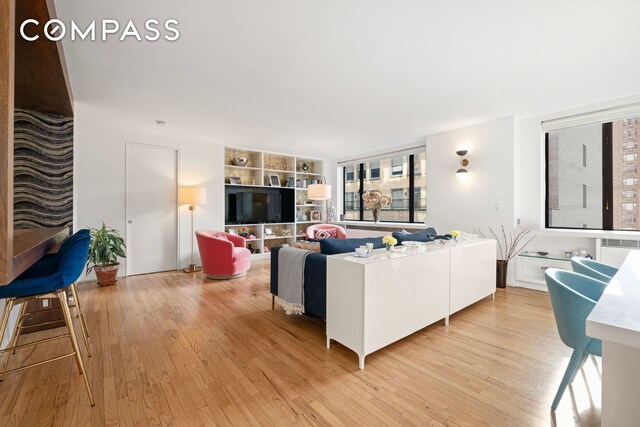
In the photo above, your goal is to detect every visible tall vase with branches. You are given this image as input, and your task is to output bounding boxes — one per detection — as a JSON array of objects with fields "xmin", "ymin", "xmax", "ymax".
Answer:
[{"xmin": 476, "ymin": 226, "xmax": 536, "ymax": 288}]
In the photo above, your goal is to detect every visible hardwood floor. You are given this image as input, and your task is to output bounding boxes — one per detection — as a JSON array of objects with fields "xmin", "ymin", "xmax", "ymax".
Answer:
[{"xmin": 0, "ymin": 260, "xmax": 600, "ymax": 426}]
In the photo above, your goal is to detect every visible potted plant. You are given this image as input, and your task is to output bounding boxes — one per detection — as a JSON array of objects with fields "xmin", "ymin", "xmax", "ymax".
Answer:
[
  {"xmin": 86, "ymin": 222, "xmax": 126, "ymax": 286},
  {"xmin": 477, "ymin": 226, "xmax": 535, "ymax": 288}
]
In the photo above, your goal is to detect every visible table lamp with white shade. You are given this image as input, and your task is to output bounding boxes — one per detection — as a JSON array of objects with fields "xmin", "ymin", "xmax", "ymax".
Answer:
[{"xmin": 179, "ymin": 186, "xmax": 207, "ymax": 273}]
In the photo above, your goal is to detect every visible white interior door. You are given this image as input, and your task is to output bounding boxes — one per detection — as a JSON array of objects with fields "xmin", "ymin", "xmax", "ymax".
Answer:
[{"xmin": 126, "ymin": 143, "xmax": 178, "ymax": 275}]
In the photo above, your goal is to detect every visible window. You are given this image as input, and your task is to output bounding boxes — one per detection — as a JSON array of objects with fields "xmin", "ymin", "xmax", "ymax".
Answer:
[
  {"xmin": 391, "ymin": 157, "xmax": 404, "ymax": 176},
  {"xmin": 414, "ymin": 187, "xmax": 424, "ymax": 209},
  {"xmin": 369, "ymin": 160, "xmax": 380, "ymax": 180},
  {"xmin": 546, "ymin": 114, "xmax": 640, "ymax": 231},
  {"xmin": 344, "ymin": 192, "xmax": 355, "ymax": 210},
  {"xmin": 390, "ymin": 189, "xmax": 404, "ymax": 209},
  {"xmin": 340, "ymin": 149, "xmax": 426, "ymax": 223},
  {"xmin": 345, "ymin": 165, "xmax": 354, "ymax": 182},
  {"xmin": 359, "ymin": 168, "xmax": 367, "ymax": 181}
]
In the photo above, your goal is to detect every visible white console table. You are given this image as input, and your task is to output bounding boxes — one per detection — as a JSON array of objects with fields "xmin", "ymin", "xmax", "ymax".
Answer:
[
  {"xmin": 586, "ymin": 250, "xmax": 640, "ymax": 426},
  {"xmin": 326, "ymin": 239, "xmax": 496, "ymax": 368}
]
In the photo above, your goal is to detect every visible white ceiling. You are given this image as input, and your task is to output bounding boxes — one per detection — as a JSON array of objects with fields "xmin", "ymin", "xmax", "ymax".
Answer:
[{"xmin": 55, "ymin": 0, "xmax": 640, "ymax": 158}]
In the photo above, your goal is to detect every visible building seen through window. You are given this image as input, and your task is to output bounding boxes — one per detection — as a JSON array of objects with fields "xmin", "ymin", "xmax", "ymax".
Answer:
[{"xmin": 342, "ymin": 151, "xmax": 426, "ymax": 223}]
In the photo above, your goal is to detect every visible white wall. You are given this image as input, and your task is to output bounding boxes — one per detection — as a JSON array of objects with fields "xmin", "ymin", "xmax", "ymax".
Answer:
[
  {"xmin": 74, "ymin": 103, "xmax": 225, "ymax": 279},
  {"xmin": 425, "ymin": 117, "xmax": 516, "ymax": 233},
  {"xmin": 73, "ymin": 102, "xmax": 335, "ymax": 280}
]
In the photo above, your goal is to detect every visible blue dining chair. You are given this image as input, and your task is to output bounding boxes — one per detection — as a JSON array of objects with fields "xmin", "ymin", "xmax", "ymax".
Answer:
[
  {"xmin": 0, "ymin": 233, "xmax": 94, "ymax": 406},
  {"xmin": 570, "ymin": 257, "xmax": 618, "ymax": 284},
  {"xmin": 544, "ymin": 268, "xmax": 607, "ymax": 411},
  {"xmin": 12, "ymin": 229, "xmax": 92, "ymax": 357}
]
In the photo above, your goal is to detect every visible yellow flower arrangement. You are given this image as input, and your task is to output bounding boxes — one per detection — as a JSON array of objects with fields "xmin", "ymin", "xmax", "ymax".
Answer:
[
  {"xmin": 382, "ymin": 236, "xmax": 397, "ymax": 246},
  {"xmin": 450, "ymin": 230, "xmax": 460, "ymax": 238}
]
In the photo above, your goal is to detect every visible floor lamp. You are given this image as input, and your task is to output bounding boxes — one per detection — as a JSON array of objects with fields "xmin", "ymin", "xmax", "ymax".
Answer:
[
  {"xmin": 179, "ymin": 186, "xmax": 207, "ymax": 273},
  {"xmin": 307, "ymin": 177, "xmax": 332, "ymax": 221}
]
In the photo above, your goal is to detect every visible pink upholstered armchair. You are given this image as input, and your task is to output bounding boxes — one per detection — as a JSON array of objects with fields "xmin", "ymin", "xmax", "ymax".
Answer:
[
  {"xmin": 195, "ymin": 230, "xmax": 252, "ymax": 279},
  {"xmin": 305, "ymin": 224, "xmax": 347, "ymax": 240}
]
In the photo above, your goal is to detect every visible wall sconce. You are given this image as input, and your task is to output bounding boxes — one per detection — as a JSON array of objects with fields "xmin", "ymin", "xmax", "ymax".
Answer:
[{"xmin": 456, "ymin": 145, "xmax": 470, "ymax": 180}]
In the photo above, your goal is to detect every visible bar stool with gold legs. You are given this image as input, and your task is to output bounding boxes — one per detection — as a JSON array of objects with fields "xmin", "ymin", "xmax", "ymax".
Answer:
[
  {"xmin": 0, "ymin": 233, "xmax": 94, "ymax": 406},
  {"xmin": 9, "ymin": 229, "xmax": 92, "ymax": 358}
]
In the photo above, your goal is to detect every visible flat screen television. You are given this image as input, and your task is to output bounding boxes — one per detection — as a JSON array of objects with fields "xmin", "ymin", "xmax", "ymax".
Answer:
[{"xmin": 236, "ymin": 192, "xmax": 281, "ymax": 223}]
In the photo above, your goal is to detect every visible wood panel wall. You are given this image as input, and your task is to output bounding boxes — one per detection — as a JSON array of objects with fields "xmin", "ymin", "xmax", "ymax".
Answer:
[
  {"xmin": 14, "ymin": 0, "xmax": 73, "ymax": 116},
  {"xmin": 0, "ymin": 0, "xmax": 15, "ymax": 284},
  {"xmin": 0, "ymin": 0, "xmax": 73, "ymax": 284}
]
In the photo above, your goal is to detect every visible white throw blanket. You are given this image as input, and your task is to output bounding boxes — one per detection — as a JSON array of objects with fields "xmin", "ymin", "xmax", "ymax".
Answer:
[{"xmin": 276, "ymin": 247, "xmax": 312, "ymax": 315}]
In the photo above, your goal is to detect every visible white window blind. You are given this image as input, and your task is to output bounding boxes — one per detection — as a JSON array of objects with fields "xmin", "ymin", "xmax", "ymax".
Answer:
[
  {"xmin": 337, "ymin": 145, "xmax": 425, "ymax": 167},
  {"xmin": 543, "ymin": 103, "xmax": 640, "ymax": 131}
]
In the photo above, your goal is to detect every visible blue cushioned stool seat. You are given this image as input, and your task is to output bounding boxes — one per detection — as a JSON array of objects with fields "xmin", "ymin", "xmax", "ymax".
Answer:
[
  {"xmin": 17, "ymin": 229, "xmax": 90, "ymax": 280},
  {"xmin": 0, "ymin": 231, "xmax": 94, "ymax": 406}
]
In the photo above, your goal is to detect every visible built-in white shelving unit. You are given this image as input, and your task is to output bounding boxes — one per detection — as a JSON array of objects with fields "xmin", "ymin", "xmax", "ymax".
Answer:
[{"xmin": 224, "ymin": 147, "xmax": 325, "ymax": 260}]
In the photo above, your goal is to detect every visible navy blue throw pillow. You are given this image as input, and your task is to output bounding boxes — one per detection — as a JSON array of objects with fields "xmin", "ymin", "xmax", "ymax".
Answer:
[
  {"xmin": 320, "ymin": 237, "xmax": 385, "ymax": 255},
  {"xmin": 392, "ymin": 227, "xmax": 437, "ymax": 245}
]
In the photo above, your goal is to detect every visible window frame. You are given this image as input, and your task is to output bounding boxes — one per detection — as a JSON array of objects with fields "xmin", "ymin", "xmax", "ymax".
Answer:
[
  {"xmin": 341, "ymin": 152, "xmax": 422, "ymax": 223},
  {"xmin": 544, "ymin": 120, "xmax": 640, "ymax": 231}
]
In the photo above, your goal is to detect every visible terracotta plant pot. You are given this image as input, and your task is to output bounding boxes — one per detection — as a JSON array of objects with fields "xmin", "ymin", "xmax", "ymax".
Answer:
[
  {"xmin": 496, "ymin": 260, "xmax": 508, "ymax": 288},
  {"xmin": 95, "ymin": 264, "xmax": 120, "ymax": 286}
]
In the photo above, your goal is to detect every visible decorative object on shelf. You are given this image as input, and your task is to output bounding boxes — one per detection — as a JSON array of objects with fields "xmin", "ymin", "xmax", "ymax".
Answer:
[
  {"xmin": 265, "ymin": 227, "xmax": 274, "ymax": 236},
  {"xmin": 178, "ymin": 186, "xmax": 207, "ymax": 273},
  {"xmin": 300, "ymin": 162, "xmax": 310, "ymax": 172},
  {"xmin": 263, "ymin": 246, "xmax": 270, "ymax": 253},
  {"xmin": 476, "ymin": 226, "xmax": 536, "ymax": 288},
  {"xmin": 327, "ymin": 202, "xmax": 337, "ymax": 222},
  {"xmin": 282, "ymin": 229, "xmax": 292, "ymax": 236},
  {"xmin": 240, "ymin": 227, "xmax": 249, "ymax": 237},
  {"xmin": 86, "ymin": 222, "xmax": 126, "ymax": 286},
  {"xmin": 456, "ymin": 145, "xmax": 470, "ymax": 180},
  {"xmin": 228, "ymin": 228, "xmax": 238, "ymax": 235},
  {"xmin": 229, "ymin": 176, "xmax": 242, "ymax": 185},
  {"xmin": 311, "ymin": 210, "xmax": 321, "ymax": 221},
  {"xmin": 248, "ymin": 234, "xmax": 256, "ymax": 239},
  {"xmin": 450, "ymin": 230, "xmax": 460, "ymax": 241},
  {"xmin": 286, "ymin": 177, "xmax": 294, "ymax": 187},
  {"xmin": 383, "ymin": 235, "xmax": 397, "ymax": 252},
  {"xmin": 362, "ymin": 190, "xmax": 391, "ymax": 223},
  {"xmin": 269, "ymin": 175, "xmax": 281, "ymax": 187},
  {"xmin": 537, "ymin": 251, "xmax": 549, "ymax": 256},
  {"xmin": 232, "ymin": 157, "xmax": 248, "ymax": 167}
]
